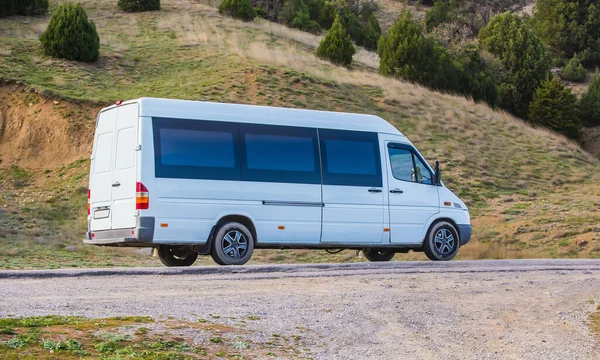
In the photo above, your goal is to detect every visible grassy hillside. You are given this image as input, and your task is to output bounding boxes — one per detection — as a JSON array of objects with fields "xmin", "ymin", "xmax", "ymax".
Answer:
[{"xmin": 0, "ymin": 0, "xmax": 598, "ymax": 268}]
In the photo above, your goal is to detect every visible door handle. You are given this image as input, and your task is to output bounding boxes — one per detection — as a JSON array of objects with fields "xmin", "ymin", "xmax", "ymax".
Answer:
[
  {"xmin": 390, "ymin": 189, "xmax": 403, "ymax": 194},
  {"xmin": 368, "ymin": 188, "xmax": 382, "ymax": 193},
  {"xmin": 112, "ymin": 181, "xmax": 121, "ymax": 187}
]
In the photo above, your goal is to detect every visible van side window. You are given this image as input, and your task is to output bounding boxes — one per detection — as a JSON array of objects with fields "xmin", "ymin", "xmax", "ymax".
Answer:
[
  {"xmin": 240, "ymin": 124, "xmax": 320, "ymax": 184},
  {"xmin": 388, "ymin": 145, "xmax": 433, "ymax": 185},
  {"xmin": 320, "ymin": 129, "xmax": 382, "ymax": 187},
  {"xmin": 153, "ymin": 118, "xmax": 240, "ymax": 180}
]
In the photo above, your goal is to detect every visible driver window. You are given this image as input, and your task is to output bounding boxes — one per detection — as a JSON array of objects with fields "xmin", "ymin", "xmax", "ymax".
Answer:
[
  {"xmin": 388, "ymin": 148, "xmax": 413, "ymax": 182},
  {"xmin": 388, "ymin": 146, "xmax": 433, "ymax": 185}
]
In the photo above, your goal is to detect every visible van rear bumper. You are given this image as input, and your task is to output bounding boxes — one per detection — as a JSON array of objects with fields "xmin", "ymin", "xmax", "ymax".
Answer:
[
  {"xmin": 84, "ymin": 217, "xmax": 155, "ymax": 247},
  {"xmin": 458, "ymin": 224, "xmax": 472, "ymax": 246}
]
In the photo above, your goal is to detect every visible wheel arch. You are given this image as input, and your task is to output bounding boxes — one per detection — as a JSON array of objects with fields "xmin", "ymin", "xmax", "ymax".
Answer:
[
  {"xmin": 422, "ymin": 217, "xmax": 460, "ymax": 243},
  {"xmin": 214, "ymin": 214, "xmax": 258, "ymax": 244}
]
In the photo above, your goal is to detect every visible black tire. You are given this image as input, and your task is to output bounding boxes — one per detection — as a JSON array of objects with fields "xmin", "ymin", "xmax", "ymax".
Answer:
[
  {"xmin": 211, "ymin": 222, "xmax": 254, "ymax": 265},
  {"xmin": 423, "ymin": 221, "xmax": 460, "ymax": 261},
  {"xmin": 157, "ymin": 245, "xmax": 198, "ymax": 267},
  {"xmin": 363, "ymin": 248, "xmax": 395, "ymax": 262}
]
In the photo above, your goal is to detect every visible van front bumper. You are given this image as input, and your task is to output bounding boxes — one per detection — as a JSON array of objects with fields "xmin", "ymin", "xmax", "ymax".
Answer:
[
  {"xmin": 84, "ymin": 217, "xmax": 155, "ymax": 247},
  {"xmin": 458, "ymin": 224, "xmax": 472, "ymax": 246}
]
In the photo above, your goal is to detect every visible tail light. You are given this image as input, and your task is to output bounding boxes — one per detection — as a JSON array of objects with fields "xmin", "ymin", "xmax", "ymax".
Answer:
[
  {"xmin": 87, "ymin": 189, "xmax": 91, "ymax": 215},
  {"xmin": 136, "ymin": 182, "xmax": 149, "ymax": 210}
]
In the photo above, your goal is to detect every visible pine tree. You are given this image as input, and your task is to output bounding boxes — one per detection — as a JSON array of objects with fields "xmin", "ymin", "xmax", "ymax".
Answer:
[
  {"xmin": 479, "ymin": 12, "xmax": 551, "ymax": 119},
  {"xmin": 362, "ymin": 14, "xmax": 381, "ymax": 51},
  {"xmin": 528, "ymin": 76, "xmax": 581, "ymax": 140},
  {"xmin": 316, "ymin": 15, "xmax": 355, "ymax": 66},
  {"xmin": 579, "ymin": 71, "xmax": 600, "ymax": 127},
  {"xmin": 39, "ymin": 3, "xmax": 100, "ymax": 62},
  {"xmin": 218, "ymin": 0, "xmax": 257, "ymax": 21}
]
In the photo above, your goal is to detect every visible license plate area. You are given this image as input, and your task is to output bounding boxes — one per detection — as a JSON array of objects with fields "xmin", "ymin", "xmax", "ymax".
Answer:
[{"xmin": 93, "ymin": 207, "xmax": 110, "ymax": 219}]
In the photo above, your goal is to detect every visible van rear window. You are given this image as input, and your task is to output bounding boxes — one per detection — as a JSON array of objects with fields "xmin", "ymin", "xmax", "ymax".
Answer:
[{"xmin": 153, "ymin": 118, "xmax": 241, "ymax": 180}]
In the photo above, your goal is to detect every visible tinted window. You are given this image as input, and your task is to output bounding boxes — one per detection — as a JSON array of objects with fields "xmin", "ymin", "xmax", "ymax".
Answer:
[
  {"xmin": 388, "ymin": 144, "xmax": 433, "ymax": 185},
  {"xmin": 153, "ymin": 118, "xmax": 240, "ymax": 180},
  {"xmin": 241, "ymin": 124, "xmax": 320, "ymax": 184},
  {"xmin": 320, "ymin": 129, "xmax": 382, "ymax": 187},
  {"xmin": 389, "ymin": 148, "xmax": 413, "ymax": 182}
]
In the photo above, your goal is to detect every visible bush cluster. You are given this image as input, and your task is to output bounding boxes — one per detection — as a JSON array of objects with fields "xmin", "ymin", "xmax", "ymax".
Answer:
[
  {"xmin": 478, "ymin": 12, "xmax": 551, "ymax": 119},
  {"xmin": 218, "ymin": 0, "xmax": 257, "ymax": 22},
  {"xmin": 276, "ymin": 0, "xmax": 381, "ymax": 48},
  {"xmin": 316, "ymin": 15, "xmax": 355, "ymax": 66},
  {"xmin": 378, "ymin": 11, "xmax": 498, "ymax": 107},
  {"xmin": 531, "ymin": 0, "xmax": 600, "ymax": 65},
  {"xmin": 118, "ymin": 0, "xmax": 160, "ymax": 12},
  {"xmin": 0, "ymin": 0, "xmax": 48, "ymax": 17},
  {"xmin": 528, "ymin": 76, "xmax": 581, "ymax": 140},
  {"xmin": 579, "ymin": 72, "xmax": 600, "ymax": 127},
  {"xmin": 561, "ymin": 55, "xmax": 587, "ymax": 82},
  {"xmin": 39, "ymin": 3, "xmax": 100, "ymax": 62}
]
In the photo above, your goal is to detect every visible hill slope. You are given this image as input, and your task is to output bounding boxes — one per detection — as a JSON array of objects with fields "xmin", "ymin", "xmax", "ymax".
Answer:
[{"xmin": 0, "ymin": 0, "xmax": 598, "ymax": 268}]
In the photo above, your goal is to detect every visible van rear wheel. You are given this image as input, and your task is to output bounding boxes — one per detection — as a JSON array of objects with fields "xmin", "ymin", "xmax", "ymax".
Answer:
[
  {"xmin": 157, "ymin": 245, "xmax": 198, "ymax": 267},
  {"xmin": 423, "ymin": 221, "xmax": 460, "ymax": 261},
  {"xmin": 211, "ymin": 222, "xmax": 254, "ymax": 266},
  {"xmin": 363, "ymin": 249, "xmax": 395, "ymax": 262}
]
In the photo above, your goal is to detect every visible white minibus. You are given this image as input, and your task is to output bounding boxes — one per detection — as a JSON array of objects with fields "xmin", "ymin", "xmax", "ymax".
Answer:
[{"xmin": 85, "ymin": 98, "xmax": 471, "ymax": 266}]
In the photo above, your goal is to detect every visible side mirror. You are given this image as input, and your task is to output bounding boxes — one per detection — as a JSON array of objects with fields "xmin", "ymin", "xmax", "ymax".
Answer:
[{"xmin": 433, "ymin": 161, "xmax": 441, "ymax": 186}]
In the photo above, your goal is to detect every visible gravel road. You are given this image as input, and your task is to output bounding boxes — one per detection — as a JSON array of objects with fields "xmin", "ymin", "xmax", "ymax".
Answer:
[{"xmin": 1, "ymin": 259, "xmax": 599, "ymax": 359}]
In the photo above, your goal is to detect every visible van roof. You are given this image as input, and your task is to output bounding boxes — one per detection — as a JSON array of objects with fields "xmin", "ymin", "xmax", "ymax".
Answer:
[{"xmin": 102, "ymin": 98, "xmax": 404, "ymax": 136}]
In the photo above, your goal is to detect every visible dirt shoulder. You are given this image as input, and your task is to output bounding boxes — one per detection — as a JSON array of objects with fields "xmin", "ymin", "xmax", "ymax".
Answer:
[{"xmin": 1, "ymin": 260, "xmax": 599, "ymax": 359}]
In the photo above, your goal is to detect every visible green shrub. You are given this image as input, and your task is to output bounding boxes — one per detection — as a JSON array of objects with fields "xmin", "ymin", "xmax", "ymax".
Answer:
[
  {"xmin": 1, "ymin": 0, "xmax": 48, "ymax": 17},
  {"xmin": 561, "ymin": 55, "xmax": 588, "ymax": 82},
  {"xmin": 316, "ymin": 15, "xmax": 355, "ymax": 66},
  {"xmin": 280, "ymin": 0, "xmax": 321, "ymax": 33},
  {"xmin": 425, "ymin": 0, "xmax": 454, "ymax": 30},
  {"xmin": 218, "ymin": 0, "xmax": 256, "ymax": 21},
  {"xmin": 528, "ymin": 76, "xmax": 581, "ymax": 140},
  {"xmin": 118, "ymin": 0, "xmax": 160, "ymax": 12},
  {"xmin": 579, "ymin": 71, "xmax": 600, "ymax": 126},
  {"xmin": 378, "ymin": 11, "xmax": 460, "ymax": 91},
  {"xmin": 16, "ymin": 0, "xmax": 48, "ymax": 15},
  {"xmin": 362, "ymin": 13, "xmax": 381, "ymax": 51},
  {"xmin": 291, "ymin": 5, "xmax": 321, "ymax": 33},
  {"xmin": 255, "ymin": 5, "xmax": 267, "ymax": 18},
  {"xmin": 338, "ymin": 7, "xmax": 363, "ymax": 45},
  {"xmin": 531, "ymin": 0, "xmax": 600, "ymax": 65},
  {"xmin": 479, "ymin": 12, "xmax": 551, "ymax": 119},
  {"xmin": 39, "ymin": 3, "xmax": 100, "ymax": 62},
  {"xmin": 281, "ymin": 0, "xmax": 324, "ymax": 32},
  {"xmin": 455, "ymin": 44, "xmax": 500, "ymax": 107},
  {"xmin": 317, "ymin": 1, "xmax": 336, "ymax": 29}
]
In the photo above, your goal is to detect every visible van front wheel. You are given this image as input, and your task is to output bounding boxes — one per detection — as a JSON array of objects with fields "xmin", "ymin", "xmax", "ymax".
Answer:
[
  {"xmin": 423, "ymin": 221, "xmax": 460, "ymax": 261},
  {"xmin": 211, "ymin": 222, "xmax": 254, "ymax": 265},
  {"xmin": 363, "ymin": 249, "xmax": 395, "ymax": 262},
  {"xmin": 157, "ymin": 246, "xmax": 198, "ymax": 267}
]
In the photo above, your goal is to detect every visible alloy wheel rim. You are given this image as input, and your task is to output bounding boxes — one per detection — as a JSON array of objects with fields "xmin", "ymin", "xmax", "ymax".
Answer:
[
  {"xmin": 434, "ymin": 228, "xmax": 455, "ymax": 255},
  {"xmin": 221, "ymin": 230, "xmax": 248, "ymax": 259}
]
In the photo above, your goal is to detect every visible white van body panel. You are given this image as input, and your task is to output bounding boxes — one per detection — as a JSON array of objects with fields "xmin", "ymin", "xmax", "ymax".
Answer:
[{"xmin": 86, "ymin": 98, "xmax": 472, "ymax": 252}]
